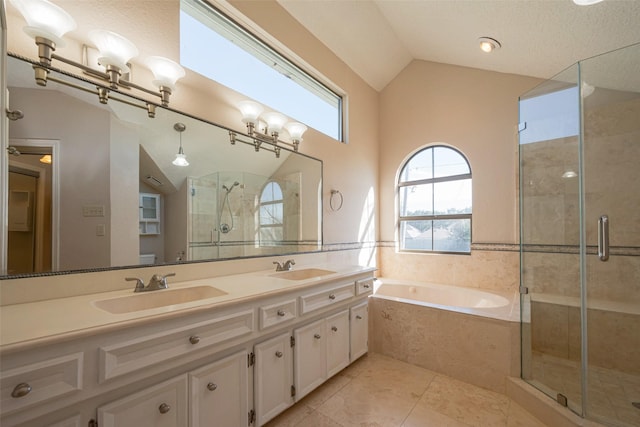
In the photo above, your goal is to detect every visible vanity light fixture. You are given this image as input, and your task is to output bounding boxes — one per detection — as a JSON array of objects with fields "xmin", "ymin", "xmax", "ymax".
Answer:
[
  {"xmin": 479, "ymin": 37, "xmax": 501, "ymax": 53},
  {"xmin": 9, "ymin": 0, "xmax": 185, "ymax": 116},
  {"xmin": 230, "ymin": 100, "xmax": 308, "ymax": 157},
  {"xmin": 172, "ymin": 123, "xmax": 189, "ymax": 167}
]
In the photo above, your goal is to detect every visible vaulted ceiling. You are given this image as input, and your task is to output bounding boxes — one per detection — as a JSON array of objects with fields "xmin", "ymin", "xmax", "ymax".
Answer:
[{"xmin": 278, "ymin": 0, "xmax": 640, "ymax": 91}]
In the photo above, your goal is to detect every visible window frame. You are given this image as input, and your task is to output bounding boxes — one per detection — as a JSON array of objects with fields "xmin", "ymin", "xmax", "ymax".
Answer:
[
  {"xmin": 397, "ymin": 145, "xmax": 472, "ymax": 255},
  {"xmin": 180, "ymin": 0, "xmax": 346, "ymax": 142},
  {"xmin": 258, "ymin": 181, "xmax": 284, "ymax": 247}
]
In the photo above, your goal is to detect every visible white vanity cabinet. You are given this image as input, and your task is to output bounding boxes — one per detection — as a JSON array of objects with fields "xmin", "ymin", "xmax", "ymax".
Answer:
[
  {"xmin": 189, "ymin": 350, "xmax": 249, "ymax": 427},
  {"xmin": 0, "ymin": 268, "xmax": 375, "ymax": 427},
  {"xmin": 97, "ymin": 375, "xmax": 188, "ymax": 427},
  {"xmin": 254, "ymin": 332, "xmax": 294, "ymax": 426},
  {"xmin": 293, "ymin": 310, "xmax": 350, "ymax": 400},
  {"xmin": 350, "ymin": 301, "xmax": 369, "ymax": 361}
]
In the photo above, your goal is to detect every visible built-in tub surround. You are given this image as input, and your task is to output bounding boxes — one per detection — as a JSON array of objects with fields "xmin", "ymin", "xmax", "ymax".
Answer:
[{"xmin": 370, "ymin": 278, "xmax": 520, "ymax": 394}]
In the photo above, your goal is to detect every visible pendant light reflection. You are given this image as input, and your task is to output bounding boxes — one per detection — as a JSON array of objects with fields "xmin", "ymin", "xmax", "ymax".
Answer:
[
  {"xmin": 172, "ymin": 122, "xmax": 189, "ymax": 167},
  {"xmin": 39, "ymin": 154, "xmax": 52, "ymax": 164}
]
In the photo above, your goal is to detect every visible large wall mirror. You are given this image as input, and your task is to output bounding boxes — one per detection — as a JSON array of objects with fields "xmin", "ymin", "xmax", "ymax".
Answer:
[{"xmin": 3, "ymin": 55, "xmax": 322, "ymax": 277}]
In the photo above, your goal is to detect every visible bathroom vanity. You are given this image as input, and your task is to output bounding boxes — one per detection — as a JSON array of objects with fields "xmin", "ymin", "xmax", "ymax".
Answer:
[{"xmin": 0, "ymin": 266, "xmax": 374, "ymax": 427}]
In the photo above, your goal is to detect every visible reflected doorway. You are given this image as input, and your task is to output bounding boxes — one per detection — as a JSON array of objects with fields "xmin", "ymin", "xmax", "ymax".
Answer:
[{"xmin": 7, "ymin": 140, "xmax": 59, "ymax": 274}]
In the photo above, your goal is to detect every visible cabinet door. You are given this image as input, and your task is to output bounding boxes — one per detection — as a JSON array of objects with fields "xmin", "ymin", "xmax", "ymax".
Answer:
[
  {"xmin": 190, "ymin": 351, "xmax": 248, "ymax": 427},
  {"xmin": 326, "ymin": 310, "xmax": 350, "ymax": 377},
  {"xmin": 254, "ymin": 332, "xmax": 293, "ymax": 426},
  {"xmin": 98, "ymin": 375, "xmax": 188, "ymax": 427},
  {"xmin": 139, "ymin": 193, "xmax": 160, "ymax": 221},
  {"xmin": 350, "ymin": 301, "xmax": 369, "ymax": 361},
  {"xmin": 293, "ymin": 318, "xmax": 326, "ymax": 400}
]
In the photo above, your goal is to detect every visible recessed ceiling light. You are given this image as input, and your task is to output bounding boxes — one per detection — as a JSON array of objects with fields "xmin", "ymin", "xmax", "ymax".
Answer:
[
  {"xmin": 479, "ymin": 37, "xmax": 501, "ymax": 53},
  {"xmin": 572, "ymin": 0, "xmax": 604, "ymax": 5}
]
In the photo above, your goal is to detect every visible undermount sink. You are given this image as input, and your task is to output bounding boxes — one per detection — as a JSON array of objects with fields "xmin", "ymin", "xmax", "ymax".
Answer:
[
  {"xmin": 270, "ymin": 268, "xmax": 336, "ymax": 281},
  {"xmin": 93, "ymin": 286, "xmax": 228, "ymax": 314}
]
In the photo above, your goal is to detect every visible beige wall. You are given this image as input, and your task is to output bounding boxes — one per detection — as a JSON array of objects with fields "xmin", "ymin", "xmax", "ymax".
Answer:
[{"xmin": 378, "ymin": 60, "xmax": 541, "ymax": 290}]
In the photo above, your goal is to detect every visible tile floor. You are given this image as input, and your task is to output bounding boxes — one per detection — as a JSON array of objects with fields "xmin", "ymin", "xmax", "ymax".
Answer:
[
  {"xmin": 265, "ymin": 353, "xmax": 548, "ymax": 427},
  {"xmin": 529, "ymin": 352, "xmax": 640, "ymax": 427}
]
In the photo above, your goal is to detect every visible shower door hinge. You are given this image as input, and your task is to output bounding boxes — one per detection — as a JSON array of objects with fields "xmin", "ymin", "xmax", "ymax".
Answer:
[
  {"xmin": 519, "ymin": 286, "xmax": 529, "ymax": 295},
  {"xmin": 557, "ymin": 393, "xmax": 568, "ymax": 407},
  {"xmin": 248, "ymin": 409, "xmax": 255, "ymax": 425},
  {"xmin": 518, "ymin": 122, "xmax": 527, "ymax": 133}
]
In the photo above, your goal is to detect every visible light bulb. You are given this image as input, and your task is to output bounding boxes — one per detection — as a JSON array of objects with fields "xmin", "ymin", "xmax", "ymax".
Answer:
[
  {"xmin": 145, "ymin": 56, "xmax": 185, "ymax": 90},
  {"xmin": 479, "ymin": 37, "xmax": 501, "ymax": 53},
  {"xmin": 10, "ymin": 0, "xmax": 77, "ymax": 46},
  {"xmin": 89, "ymin": 30, "xmax": 138, "ymax": 73},
  {"xmin": 172, "ymin": 152, "xmax": 189, "ymax": 166},
  {"xmin": 263, "ymin": 111, "xmax": 288, "ymax": 135},
  {"xmin": 237, "ymin": 100, "xmax": 264, "ymax": 125},
  {"xmin": 285, "ymin": 122, "xmax": 308, "ymax": 141}
]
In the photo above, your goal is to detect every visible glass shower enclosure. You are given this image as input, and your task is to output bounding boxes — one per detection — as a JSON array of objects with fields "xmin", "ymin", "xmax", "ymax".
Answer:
[{"xmin": 519, "ymin": 42, "xmax": 640, "ymax": 427}]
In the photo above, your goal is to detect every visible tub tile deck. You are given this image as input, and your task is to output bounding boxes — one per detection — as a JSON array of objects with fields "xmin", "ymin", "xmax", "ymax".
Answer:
[{"xmin": 265, "ymin": 353, "xmax": 547, "ymax": 427}]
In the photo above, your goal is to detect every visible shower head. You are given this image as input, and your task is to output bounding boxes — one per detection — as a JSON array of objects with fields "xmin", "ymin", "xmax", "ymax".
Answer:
[{"xmin": 222, "ymin": 182, "xmax": 241, "ymax": 193}]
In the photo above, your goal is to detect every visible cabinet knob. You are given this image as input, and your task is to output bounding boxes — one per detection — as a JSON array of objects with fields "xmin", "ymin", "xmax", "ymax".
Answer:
[
  {"xmin": 275, "ymin": 351, "xmax": 283, "ymax": 358},
  {"xmin": 356, "ymin": 315, "xmax": 363, "ymax": 320},
  {"xmin": 277, "ymin": 309, "xmax": 286, "ymax": 317},
  {"xmin": 189, "ymin": 335, "xmax": 200, "ymax": 345},
  {"xmin": 314, "ymin": 333, "xmax": 322, "ymax": 339},
  {"xmin": 328, "ymin": 294, "xmax": 336, "ymax": 300},
  {"xmin": 158, "ymin": 403, "xmax": 171, "ymax": 414},
  {"xmin": 11, "ymin": 383, "xmax": 32, "ymax": 398},
  {"xmin": 364, "ymin": 283, "xmax": 371, "ymax": 288},
  {"xmin": 331, "ymin": 326, "xmax": 338, "ymax": 332},
  {"xmin": 207, "ymin": 382, "xmax": 218, "ymax": 391}
]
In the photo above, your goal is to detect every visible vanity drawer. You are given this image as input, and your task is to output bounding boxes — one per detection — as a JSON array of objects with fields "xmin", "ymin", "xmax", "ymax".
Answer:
[
  {"xmin": 356, "ymin": 278, "xmax": 373, "ymax": 295},
  {"xmin": 259, "ymin": 299, "xmax": 297, "ymax": 330},
  {"xmin": 0, "ymin": 352, "xmax": 83, "ymax": 415},
  {"xmin": 99, "ymin": 309, "xmax": 254, "ymax": 382},
  {"xmin": 299, "ymin": 282, "xmax": 355, "ymax": 315}
]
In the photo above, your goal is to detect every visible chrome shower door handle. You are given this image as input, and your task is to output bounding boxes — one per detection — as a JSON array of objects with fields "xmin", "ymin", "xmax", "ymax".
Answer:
[{"xmin": 598, "ymin": 215, "xmax": 609, "ymax": 262}]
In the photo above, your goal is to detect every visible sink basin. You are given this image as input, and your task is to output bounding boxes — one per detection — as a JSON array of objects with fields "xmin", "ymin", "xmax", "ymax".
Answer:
[
  {"xmin": 93, "ymin": 286, "xmax": 228, "ymax": 314},
  {"xmin": 270, "ymin": 268, "xmax": 336, "ymax": 281}
]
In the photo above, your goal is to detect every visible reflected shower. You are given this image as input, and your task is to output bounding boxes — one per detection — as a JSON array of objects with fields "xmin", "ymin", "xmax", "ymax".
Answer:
[{"xmin": 219, "ymin": 182, "xmax": 241, "ymax": 233}]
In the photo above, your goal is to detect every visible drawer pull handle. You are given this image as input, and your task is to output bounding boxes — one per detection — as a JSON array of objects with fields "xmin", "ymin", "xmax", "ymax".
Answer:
[
  {"xmin": 207, "ymin": 382, "xmax": 218, "ymax": 391},
  {"xmin": 277, "ymin": 309, "xmax": 286, "ymax": 317},
  {"xmin": 11, "ymin": 383, "xmax": 32, "ymax": 398},
  {"xmin": 356, "ymin": 315, "xmax": 363, "ymax": 320},
  {"xmin": 189, "ymin": 335, "xmax": 200, "ymax": 345},
  {"xmin": 331, "ymin": 326, "xmax": 338, "ymax": 332},
  {"xmin": 275, "ymin": 351, "xmax": 283, "ymax": 358},
  {"xmin": 328, "ymin": 294, "xmax": 336, "ymax": 300},
  {"xmin": 364, "ymin": 284, "xmax": 371, "ymax": 288},
  {"xmin": 159, "ymin": 403, "xmax": 171, "ymax": 414},
  {"xmin": 314, "ymin": 333, "xmax": 322, "ymax": 339}
]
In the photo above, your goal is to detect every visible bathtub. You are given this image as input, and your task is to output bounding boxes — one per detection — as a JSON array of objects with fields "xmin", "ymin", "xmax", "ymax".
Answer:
[
  {"xmin": 372, "ymin": 278, "xmax": 520, "ymax": 322},
  {"xmin": 369, "ymin": 278, "xmax": 520, "ymax": 393}
]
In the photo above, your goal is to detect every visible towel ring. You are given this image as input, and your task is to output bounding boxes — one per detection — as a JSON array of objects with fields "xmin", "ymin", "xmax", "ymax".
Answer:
[{"xmin": 330, "ymin": 190, "xmax": 343, "ymax": 211}]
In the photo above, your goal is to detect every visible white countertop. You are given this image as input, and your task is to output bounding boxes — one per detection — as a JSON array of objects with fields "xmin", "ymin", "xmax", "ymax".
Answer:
[{"xmin": 0, "ymin": 265, "xmax": 374, "ymax": 353}]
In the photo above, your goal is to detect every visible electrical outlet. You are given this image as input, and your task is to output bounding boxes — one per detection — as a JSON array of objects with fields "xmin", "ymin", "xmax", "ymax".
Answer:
[{"xmin": 83, "ymin": 205, "xmax": 104, "ymax": 217}]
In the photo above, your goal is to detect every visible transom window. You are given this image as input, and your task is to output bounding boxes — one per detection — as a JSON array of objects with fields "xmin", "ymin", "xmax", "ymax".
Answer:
[
  {"xmin": 397, "ymin": 145, "xmax": 472, "ymax": 253},
  {"xmin": 259, "ymin": 181, "xmax": 284, "ymax": 246},
  {"xmin": 180, "ymin": 0, "xmax": 343, "ymax": 141}
]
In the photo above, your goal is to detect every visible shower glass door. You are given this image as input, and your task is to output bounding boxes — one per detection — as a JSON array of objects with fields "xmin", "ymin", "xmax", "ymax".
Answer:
[
  {"xmin": 519, "ymin": 63, "xmax": 584, "ymax": 415},
  {"xmin": 581, "ymin": 43, "xmax": 640, "ymax": 427},
  {"xmin": 520, "ymin": 42, "xmax": 640, "ymax": 427}
]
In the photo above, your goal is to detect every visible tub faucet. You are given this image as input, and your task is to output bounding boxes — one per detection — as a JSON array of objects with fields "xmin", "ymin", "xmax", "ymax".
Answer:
[
  {"xmin": 273, "ymin": 259, "xmax": 295, "ymax": 271},
  {"xmin": 126, "ymin": 273, "xmax": 175, "ymax": 292}
]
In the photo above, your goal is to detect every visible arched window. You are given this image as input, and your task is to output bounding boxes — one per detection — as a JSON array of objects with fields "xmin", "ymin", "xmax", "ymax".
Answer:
[
  {"xmin": 397, "ymin": 145, "xmax": 472, "ymax": 253},
  {"xmin": 259, "ymin": 181, "xmax": 284, "ymax": 245}
]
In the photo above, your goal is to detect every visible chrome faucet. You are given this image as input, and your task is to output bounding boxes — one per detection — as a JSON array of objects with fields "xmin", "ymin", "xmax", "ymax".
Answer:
[
  {"xmin": 126, "ymin": 273, "xmax": 176, "ymax": 292},
  {"xmin": 273, "ymin": 259, "xmax": 295, "ymax": 271}
]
